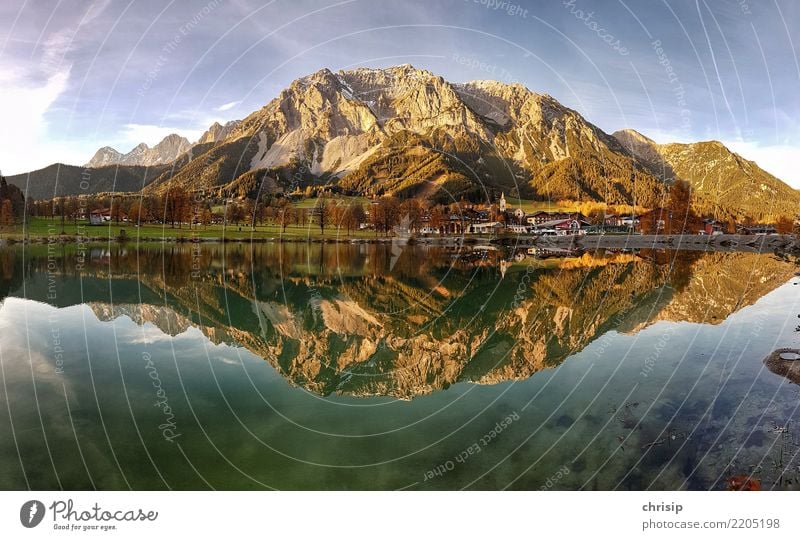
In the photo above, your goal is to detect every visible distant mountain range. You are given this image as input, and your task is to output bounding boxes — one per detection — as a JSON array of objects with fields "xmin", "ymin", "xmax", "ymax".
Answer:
[
  {"xmin": 6, "ymin": 64, "xmax": 799, "ymax": 218},
  {"xmin": 84, "ymin": 133, "xmax": 192, "ymax": 168}
]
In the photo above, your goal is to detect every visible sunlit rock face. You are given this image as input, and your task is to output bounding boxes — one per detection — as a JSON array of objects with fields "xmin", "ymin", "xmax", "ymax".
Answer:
[{"xmin": 140, "ymin": 64, "xmax": 673, "ymax": 203}]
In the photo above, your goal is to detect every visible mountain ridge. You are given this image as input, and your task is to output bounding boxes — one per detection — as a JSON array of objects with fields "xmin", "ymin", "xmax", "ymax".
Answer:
[
  {"xmin": 9, "ymin": 65, "xmax": 799, "ymax": 219},
  {"xmin": 85, "ymin": 133, "xmax": 192, "ymax": 168},
  {"xmin": 612, "ymin": 128, "xmax": 800, "ymax": 218}
]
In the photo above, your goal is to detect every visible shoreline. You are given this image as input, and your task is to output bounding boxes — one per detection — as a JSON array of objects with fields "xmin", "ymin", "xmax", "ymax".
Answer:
[
  {"xmin": 493, "ymin": 233, "xmax": 797, "ymax": 254},
  {"xmin": 2, "ymin": 232, "xmax": 797, "ymax": 253}
]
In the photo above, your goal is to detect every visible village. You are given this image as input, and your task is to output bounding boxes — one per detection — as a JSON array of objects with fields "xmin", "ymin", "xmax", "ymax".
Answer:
[{"xmin": 398, "ymin": 193, "xmax": 784, "ymax": 238}]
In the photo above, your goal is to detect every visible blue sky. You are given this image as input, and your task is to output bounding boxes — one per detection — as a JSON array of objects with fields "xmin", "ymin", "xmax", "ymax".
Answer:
[{"xmin": 1, "ymin": 0, "xmax": 798, "ymax": 186}]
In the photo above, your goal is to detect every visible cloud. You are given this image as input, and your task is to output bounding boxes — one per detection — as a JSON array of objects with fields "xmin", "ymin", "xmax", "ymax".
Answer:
[
  {"xmin": 216, "ymin": 100, "xmax": 242, "ymax": 112},
  {"xmin": 0, "ymin": 0, "xmax": 110, "ymax": 174},
  {"xmin": 722, "ymin": 140, "xmax": 800, "ymax": 189}
]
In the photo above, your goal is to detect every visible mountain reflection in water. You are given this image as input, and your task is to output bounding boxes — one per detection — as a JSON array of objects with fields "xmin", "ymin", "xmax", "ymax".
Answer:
[
  {"xmin": 1, "ymin": 242, "xmax": 799, "ymax": 490},
  {"xmin": 0, "ymin": 243, "xmax": 794, "ymax": 399}
]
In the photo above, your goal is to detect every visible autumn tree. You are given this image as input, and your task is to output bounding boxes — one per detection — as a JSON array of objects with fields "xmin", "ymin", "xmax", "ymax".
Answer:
[
  {"xmin": 429, "ymin": 205, "xmax": 446, "ymax": 233},
  {"xmin": 128, "ymin": 201, "xmax": 145, "ymax": 225},
  {"xmin": 226, "ymin": 201, "xmax": 246, "ymax": 227},
  {"xmin": 370, "ymin": 196, "xmax": 401, "ymax": 236},
  {"xmin": 164, "ymin": 185, "xmax": 190, "ymax": 228},
  {"xmin": 774, "ymin": 215, "xmax": 794, "ymax": 234},
  {"xmin": 313, "ymin": 197, "xmax": 329, "ymax": 235},
  {"xmin": 342, "ymin": 202, "xmax": 365, "ymax": 234},
  {"xmin": 400, "ymin": 198, "xmax": 425, "ymax": 232},
  {"xmin": 668, "ymin": 180, "xmax": 697, "ymax": 233},
  {"xmin": 277, "ymin": 200, "xmax": 294, "ymax": 233},
  {"xmin": 0, "ymin": 199, "xmax": 12, "ymax": 228}
]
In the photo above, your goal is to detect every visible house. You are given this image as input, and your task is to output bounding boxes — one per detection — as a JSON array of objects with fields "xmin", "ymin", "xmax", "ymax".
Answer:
[
  {"xmin": 88, "ymin": 207, "xmax": 127, "ymax": 225},
  {"xmin": 604, "ymin": 214, "xmax": 623, "ymax": 227},
  {"xmin": 467, "ymin": 221, "xmax": 503, "ymax": 234},
  {"xmin": 88, "ymin": 208, "xmax": 114, "ymax": 225},
  {"xmin": 620, "ymin": 214, "xmax": 641, "ymax": 227},
  {"xmin": 419, "ymin": 226, "xmax": 439, "ymax": 235},
  {"xmin": 700, "ymin": 218, "xmax": 724, "ymax": 235},
  {"xmin": 638, "ymin": 208, "xmax": 670, "ymax": 233},
  {"xmin": 511, "ymin": 208, "xmax": 525, "ymax": 221},
  {"xmin": 526, "ymin": 211, "xmax": 588, "ymax": 225},
  {"xmin": 531, "ymin": 218, "xmax": 588, "ymax": 236},
  {"xmin": 527, "ymin": 246, "xmax": 581, "ymax": 258},
  {"xmin": 88, "ymin": 211, "xmax": 105, "ymax": 225},
  {"xmin": 506, "ymin": 224, "xmax": 531, "ymax": 234},
  {"xmin": 525, "ymin": 211, "xmax": 554, "ymax": 225}
]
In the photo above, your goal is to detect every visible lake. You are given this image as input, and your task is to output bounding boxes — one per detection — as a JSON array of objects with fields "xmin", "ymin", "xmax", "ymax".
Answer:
[{"xmin": 1, "ymin": 242, "xmax": 799, "ymax": 490}]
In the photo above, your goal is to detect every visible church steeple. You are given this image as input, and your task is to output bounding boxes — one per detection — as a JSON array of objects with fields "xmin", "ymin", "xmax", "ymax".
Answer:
[{"xmin": 499, "ymin": 192, "xmax": 507, "ymax": 212}]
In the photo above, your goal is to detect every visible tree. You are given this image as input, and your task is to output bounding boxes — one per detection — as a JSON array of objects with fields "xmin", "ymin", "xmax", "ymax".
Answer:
[
  {"xmin": 227, "ymin": 201, "xmax": 245, "ymax": 227},
  {"xmin": 0, "ymin": 200, "xmax": 12, "ymax": 228},
  {"xmin": 342, "ymin": 202, "xmax": 365, "ymax": 234},
  {"xmin": 400, "ymin": 198, "xmax": 425, "ymax": 231},
  {"xmin": 370, "ymin": 196, "xmax": 401, "ymax": 236},
  {"xmin": 164, "ymin": 185, "xmax": 190, "ymax": 228},
  {"xmin": 111, "ymin": 196, "xmax": 125, "ymax": 223},
  {"xmin": 668, "ymin": 180, "xmax": 697, "ymax": 233},
  {"xmin": 277, "ymin": 200, "xmax": 294, "ymax": 233},
  {"xmin": 128, "ymin": 200, "xmax": 144, "ymax": 225},
  {"xmin": 775, "ymin": 215, "xmax": 794, "ymax": 234},
  {"xmin": 429, "ymin": 205, "xmax": 446, "ymax": 233},
  {"xmin": 313, "ymin": 197, "xmax": 329, "ymax": 235}
]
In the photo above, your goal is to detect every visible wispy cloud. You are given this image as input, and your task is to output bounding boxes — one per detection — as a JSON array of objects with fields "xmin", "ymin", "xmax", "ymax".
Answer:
[
  {"xmin": 216, "ymin": 100, "xmax": 242, "ymax": 112},
  {"xmin": 0, "ymin": 0, "xmax": 110, "ymax": 174}
]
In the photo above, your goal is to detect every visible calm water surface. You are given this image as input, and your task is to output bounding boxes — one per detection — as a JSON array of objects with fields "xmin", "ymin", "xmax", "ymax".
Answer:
[{"xmin": 1, "ymin": 242, "xmax": 799, "ymax": 490}]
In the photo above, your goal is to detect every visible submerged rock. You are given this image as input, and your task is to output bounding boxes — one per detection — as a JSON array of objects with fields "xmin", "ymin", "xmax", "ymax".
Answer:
[{"xmin": 764, "ymin": 348, "xmax": 800, "ymax": 385}]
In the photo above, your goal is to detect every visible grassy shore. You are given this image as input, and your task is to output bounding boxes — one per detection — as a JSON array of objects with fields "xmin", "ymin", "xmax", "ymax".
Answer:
[
  {"xmin": 0, "ymin": 196, "xmax": 584, "ymax": 243},
  {"xmin": 1, "ymin": 217, "xmax": 393, "ymax": 243}
]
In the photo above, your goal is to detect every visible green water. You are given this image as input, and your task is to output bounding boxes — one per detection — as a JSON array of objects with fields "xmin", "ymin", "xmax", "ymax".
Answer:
[{"xmin": 0, "ymin": 243, "xmax": 799, "ymax": 490}]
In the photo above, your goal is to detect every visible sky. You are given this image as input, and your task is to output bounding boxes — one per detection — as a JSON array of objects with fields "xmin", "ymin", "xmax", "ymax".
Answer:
[{"xmin": 1, "ymin": 0, "xmax": 799, "ymax": 186}]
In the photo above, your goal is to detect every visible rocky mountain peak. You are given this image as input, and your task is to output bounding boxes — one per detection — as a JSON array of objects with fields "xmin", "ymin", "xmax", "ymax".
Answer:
[
  {"xmin": 198, "ymin": 120, "xmax": 241, "ymax": 144},
  {"xmin": 85, "ymin": 146, "xmax": 124, "ymax": 168}
]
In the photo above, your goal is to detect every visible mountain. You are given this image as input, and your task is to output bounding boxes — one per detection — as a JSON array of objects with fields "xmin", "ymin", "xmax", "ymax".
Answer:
[
  {"xmin": 6, "ymin": 162, "xmax": 169, "ymax": 199},
  {"xmin": 12, "ymin": 64, "xmax": 799, "ymax": 218},
  {"xmin": 141, "ymin": 65, "xmax": 665, "ymax": 204},
  {"xmin": 85, "ymin": 133, "xmax": 192, "ymax": 167},
  {"xmin": 197, "ymin": 120, "xmax": 240, "ymax": 144},
  {"xmin": 84, "ymin": 146, "xmax": 123, "ymax": 168},
  {"xmin": 613, "ymin": 129, "xmax": 800, "ymax": 219}
]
